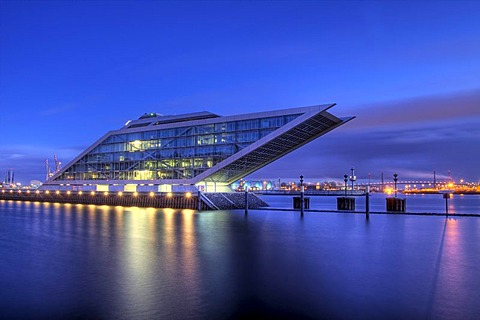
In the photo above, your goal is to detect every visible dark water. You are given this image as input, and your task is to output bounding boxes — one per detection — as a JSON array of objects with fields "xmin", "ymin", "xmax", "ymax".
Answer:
[
  {"xmin": 261, "ymin": 193, "xmax": 480, "ymax": 214},
  {"xmin": 1, "ymin": 200, "xmax": 480, "ymax": 319}
]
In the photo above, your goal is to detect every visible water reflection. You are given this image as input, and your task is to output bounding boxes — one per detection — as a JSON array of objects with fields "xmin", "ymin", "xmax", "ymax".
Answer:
[
  {"xmin": 102, "ymin": 207, "xmax": 205, "ymax": 318},
  {"xmin": 1, "ymin": 202, "xmax": 480, "ymax": 319},
  {"xmin": 428, "ymin": 217, "xmax": 479, "ymax": 319}
]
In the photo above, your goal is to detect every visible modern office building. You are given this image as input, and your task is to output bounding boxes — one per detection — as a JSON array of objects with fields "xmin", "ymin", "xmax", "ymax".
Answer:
[{"xmin": 41, "ymin": 104, "xmax": 353, "ymax": 193}]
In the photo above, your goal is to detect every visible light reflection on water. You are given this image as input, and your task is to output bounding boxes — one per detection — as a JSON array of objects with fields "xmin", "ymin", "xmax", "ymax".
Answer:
[{"xmin": 0, "ymin": 200, "xmax": 480, "ymax": 319}]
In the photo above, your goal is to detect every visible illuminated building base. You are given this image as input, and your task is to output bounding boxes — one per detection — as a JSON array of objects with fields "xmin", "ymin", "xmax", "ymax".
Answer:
[{"xmin": 0, "ymin": 189, "xmax": 268, "ymax": 210}]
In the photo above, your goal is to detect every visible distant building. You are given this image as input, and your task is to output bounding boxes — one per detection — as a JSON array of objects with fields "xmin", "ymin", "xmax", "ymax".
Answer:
[
  {"xmin": 30, "ymin": 180, "xmax": 43, "ymax": 189},
  {"xmin": 41, "ymin": 104, "xmax": 353, "ymax": 192},
  {"xmin": 4, "ymin": 169, "xmax": 14, "ymax": 185}
]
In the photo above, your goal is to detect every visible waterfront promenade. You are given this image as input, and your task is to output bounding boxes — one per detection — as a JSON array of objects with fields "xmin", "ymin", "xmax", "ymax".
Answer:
[{"xmin": 0, "ymin": 189, "xmax": 268, "ymax": 210}]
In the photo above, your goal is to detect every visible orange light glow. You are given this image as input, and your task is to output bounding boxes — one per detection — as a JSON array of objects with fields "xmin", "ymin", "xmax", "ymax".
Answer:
[
  {"xmin": 149, "ymin": 192, "xmax": 155, "ymax": 197},
  {"xmin": 55, "ymin": 190, "xmax": 60, "ymax": 195},
  {"xmin": 133, "ymin": 192, "xmax": 138, "ymax": 197},
  {"xmin": 91, "ymin": 191, "xmax": 95, "ymax": 196},
  {"xmin": 167, "ymin": 192, "xmax": 173, "ymax": 198},
  {"xmin": 185, "ymin": 192, "xmax": 192, "ymax": 198},
  {"xmin": 104, "ymin": 191, "xmax": 108, "ymax": 196},
  {"xmin": 118, "ymin": 191, "xmax": 123, "ymax": 196},
  {"xmin": 79, "ymin": 191, "xmax": 83, "ymax": 195}
]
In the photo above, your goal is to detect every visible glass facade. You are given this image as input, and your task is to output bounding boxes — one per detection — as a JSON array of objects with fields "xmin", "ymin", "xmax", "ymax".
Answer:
[{"xmin": 56, "ymin": 114, "xmax": 301, "ymax": 181}]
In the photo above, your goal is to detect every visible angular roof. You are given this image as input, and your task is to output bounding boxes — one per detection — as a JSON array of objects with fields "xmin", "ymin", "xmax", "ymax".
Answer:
[{"xmin": 193, "ymin": 104, "xmax": 354, "ymax": 184}]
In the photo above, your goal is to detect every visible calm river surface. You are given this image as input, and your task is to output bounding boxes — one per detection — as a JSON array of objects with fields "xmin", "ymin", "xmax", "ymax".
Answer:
[{"xmin": 1, "ymin": 198, "xmax": 480, "ymax": 319}]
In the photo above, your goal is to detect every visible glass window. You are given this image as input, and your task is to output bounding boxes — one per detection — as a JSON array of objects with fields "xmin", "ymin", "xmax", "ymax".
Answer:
[
  {"xmin": 216, "ymin": 145, "xmax": 234, "ymax": 155},
  {"xmin": 127, "ymin": 132, "xmax": 142, "ymax": 141},
  {"xmin": 285, "ymin": 114, "xmax": 300, "ymax": 123},
  {"xmin": 237, "ymin": 119, "xmax": 259, "ymax": 131},
  {"xmin": 215, "ymin": 123, "xmax": 227, "ymax": 132},
  {"xmin": 260, "ymin": 128, "xmax": 276, "ymax": 138},
  {"xmin": 159, "ymin": 129, "xmax": 175, "ymax": 138},
  {"xmin": 237, "ymin": 131, "xmax": 259, "ymax": 142},
  {"xmin": 143, "ymin": 131, "xmax": 158, "ymax": 140},
  {"xmin": 261, "ymin": 116, "xmax": 287, "ymax": 128},
  {"xmin": 106, "ymin": 134, "xmax": 127, "ymax": 143},
  {"xmin": 215, "ymin": 133, "xmax": 234, "ymax": 144},
  {"xmin": 197, "ymin": 135, "xmax": 214, "ymax": 145}
]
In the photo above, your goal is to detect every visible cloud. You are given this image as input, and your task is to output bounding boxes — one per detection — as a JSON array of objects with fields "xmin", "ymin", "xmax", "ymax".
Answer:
[
  {"xmin": 251, "ymin": 89, "xmax": 480, "ymax": 182},
  {"xmin": 40, "ymin": 104, "xmax": 77, "ymax": 116},
  {"xmin": 9, "ymin": 153, "xmax": 25, "ymax": 159},
  {"xmin": 347, "ymin": 88, "xmax": 480, "ymax": 130}
]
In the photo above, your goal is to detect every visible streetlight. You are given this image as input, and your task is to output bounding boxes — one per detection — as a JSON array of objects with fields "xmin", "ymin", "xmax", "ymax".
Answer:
[
  {"xmin": 344, "ymin": 174, "xmax": 348, "ymax": 197},
  {"xmin": 349, "ymin": 167, "xmax": 356, "ymax": 193},
  {"xmin": 300, "ymin": 175, "xmax": 304, "ymax": 216},
  {"xmin": 393, "ymin": 173, "xmax": 398, "ymax": 198}
]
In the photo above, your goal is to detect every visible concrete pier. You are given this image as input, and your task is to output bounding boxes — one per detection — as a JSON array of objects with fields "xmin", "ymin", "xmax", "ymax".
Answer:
[
  {"xmin": 386, "ymin": 197, "xmax": 406, "ymax": 212},
  {"xmin": 293, "ymin": 196, "xmax": 310, "ymax": 209},
  {"xmin": 0, "ymin": 190, "xmax": 269, "ymax": 211},
  {"xmin": 337, "ymin": 197, "xmax": 355, "ymax": 211},
  {"xmin": 0, "ymin": 190, "xmax": 205, "ymax": 210}
]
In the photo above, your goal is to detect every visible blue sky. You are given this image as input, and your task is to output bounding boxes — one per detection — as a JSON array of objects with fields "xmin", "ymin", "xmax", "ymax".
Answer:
[{"xmin": 1, "ymin": 0, "xmax": 479, "ymax": 184}]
